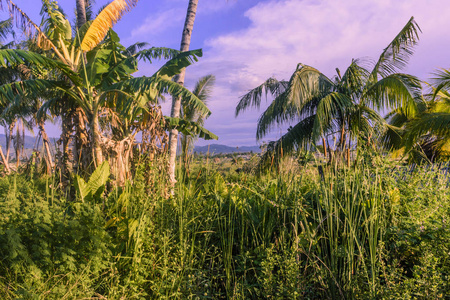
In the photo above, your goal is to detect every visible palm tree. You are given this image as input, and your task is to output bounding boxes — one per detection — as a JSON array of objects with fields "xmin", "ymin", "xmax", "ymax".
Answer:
[
  {"xmin": 168, "ymin": 0, "xmax": 199, "ymax": 186},
  {"xmin": 391, "ymin": 70, "xmax": 450, "ymax": 162},
  {"xmin": 75, "ymin": 0, "xmax": 87, "ymax": 28},
  {"xmin": 236, "ymin": 17, "xmax": 422, "ymax": 166},
  {"xmin": 180, "ymin": 74, "xmax": 215, "ymax": 173}
]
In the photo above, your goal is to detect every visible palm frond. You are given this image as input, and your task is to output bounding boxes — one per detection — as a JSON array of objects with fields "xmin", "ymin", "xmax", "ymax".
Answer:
[
  {"xmin": 155, "ymin": 49, "xmax": 202, "ymax": 78},
  {"xmin": 0, "ymin": 18, "xmax": 13, "ymax": 40},
  {"xmin": 312, "ymin": 92, "xmax": 352, "ymax": 138},
  {"xmin": 0, "ymin": 78, "xmax": 70, "ymax": 105},
  {"xmin": 379, "ymin": 123, "xmax": 404, "ymax": 151},
  {"xmin": 184, "ymin": 74, "xmax": 215, "ymax": 122},
  {"xmin": 285, "ymin": 64, "xmax": 334, "ymax": 111},
  {"xmin": 81, "ymin": 0, "xmax": 139, "ymax": 51},
  {"xmin": 235, "ymin": 77, "xmax": 288, "ymax": 117},
  {"xmin": 340, "ymin": 59, "xmax": 369, "ymax": 96},
  {"xmin": 192, "ymin": 74, "xmax": 215, "ymax": 102},
  {"xmin": 255, "ymin": 90, "xmax": 294, "ymax": 140},
  {"xmin": 371, "ymin": 17, "xmax": 421, "ymax": 78},
  {"xmin": 258, "ymin": 115, "xmax": 316, "ymax": 169},
  {"xmin": 108, "ymin": 76, "xmax": 210, "ymax": 117},
  {"xmin": 135, "ymin": 47, "xmax": 180, "ymax": 63},
  {"xmin": 126, "ymin": 42, "xmax": 148, "ymax": 55},
  {"xmin": 364, "ymin": 73, "xmax": 422, "ymax": 113},
  {"xmin": 431, "ymin": 68, "xmax": 450, "ymax": 99},
  {"xmin": 405, "ymin": 112, "xmax": 450, "ymax": 148}
]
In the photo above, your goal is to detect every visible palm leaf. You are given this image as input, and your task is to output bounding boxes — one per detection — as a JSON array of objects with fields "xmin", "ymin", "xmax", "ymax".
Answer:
[
  {"xmin": 379, "ymin": 123, "xmax": 404, "ymax": 151},
  {"xmin": 81, "ymin": 0, "xmax": 139, "ymax": 51},
  {"xmin": 0, "ymin": 18, "xmax": 13, "ymax": 40},
  {"xmin": 235, "ymin": 77, "xmax": 288, "ymax": 116},
  {"xmin": 258, "ymin": 115, "xmax": 316, "ymax": 169},
  {"xmin": 0, "ymin": 79, "xmax": 71, "ymax": 105},
  {"xmin": 136, "ymin": 47, "xmax": 180, "ymax": 63},
  {"xmin": 405, "ymin": 112, "xmax": 450, "ymax": 147},
  {"xmin": 364, "ymin": 73, "xmax": 422, "ymax": 113},
  {"xmin": 431, "ymin": 68, "xmax": 450, "ymax": 99},
  {"xmin": 286, "ymin": 64, "xmax": 334, "ymax": 110},
  {"xmin": 312, "ymin": 92, "xmax": 351, "ymax": 138},
  {"xmin": 371, "ymin": 17, "xmax": 421, "ymax": 78},
  {"xmin": 184, "ymin": 74, "xmax": 215, "ymax": 122}
]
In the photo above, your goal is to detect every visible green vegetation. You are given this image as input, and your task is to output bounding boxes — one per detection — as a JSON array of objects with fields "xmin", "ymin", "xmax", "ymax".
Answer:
[
  {"xmin": 0, "ymin": 152, "xmax": 449, "ymax": 299},
  {"xmin": 0, "ymin": 0, "xmax": 448, "ymax": 299}
]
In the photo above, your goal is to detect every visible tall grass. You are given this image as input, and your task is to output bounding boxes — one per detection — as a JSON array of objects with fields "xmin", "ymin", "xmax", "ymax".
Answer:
[{"xmin": 0, "ymin": 151, "xmax": 449, "ymax": 298}]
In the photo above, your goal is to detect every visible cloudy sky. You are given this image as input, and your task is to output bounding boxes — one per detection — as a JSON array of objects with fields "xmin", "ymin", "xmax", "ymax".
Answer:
[{"xmin": 2, "ymin": 0, "xmax": 450, "ymax": 146}]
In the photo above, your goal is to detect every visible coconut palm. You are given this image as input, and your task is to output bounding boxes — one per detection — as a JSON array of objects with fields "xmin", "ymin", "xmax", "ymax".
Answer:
[
  {"xmin": 179, "ymin": 74, "xmax": 216, "ymax": 173},
  {"xmin": 391, "ymin": 70, "xmax": 450, "ymax": 162},
  {"xmin": 236, "ymin": 17, "xmax": 422, "ymax": 166},
  {"xmin": 168, "ymin": 0, "xmax": 199, "ymax": 186}
]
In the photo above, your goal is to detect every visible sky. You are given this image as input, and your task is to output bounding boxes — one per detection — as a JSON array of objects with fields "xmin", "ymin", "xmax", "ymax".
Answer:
[{"xmin": 1, "ymin": 0, "xmax": 450, "ymax": 147}]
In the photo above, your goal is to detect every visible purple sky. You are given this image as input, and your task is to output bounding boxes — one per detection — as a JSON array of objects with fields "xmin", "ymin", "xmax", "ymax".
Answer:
[{"xmin": 2, "ymin": 0, "xmax": 450, "ymax": 147}]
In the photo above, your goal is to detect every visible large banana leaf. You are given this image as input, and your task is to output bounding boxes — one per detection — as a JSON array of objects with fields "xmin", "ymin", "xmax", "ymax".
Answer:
[
  {"xmin": 165, "ymin": 117, "xmax": 218, "ymax": 141},
  {"xmin": 81, "ymin": 0, "xmax": 139, "ymax": 51}
]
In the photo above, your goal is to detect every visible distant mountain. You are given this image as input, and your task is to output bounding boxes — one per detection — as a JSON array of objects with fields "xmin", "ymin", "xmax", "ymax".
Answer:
[
  {"xmin": 0, "ymin": 134, "xmax": 58, "ymax": 153},
  {"xmin": 0, "ymin": 134, "xmax": 260, "ymax": 156},
  {"xmin": 194, "ymin": 144, "xmax": 261, "ymax": 154}
]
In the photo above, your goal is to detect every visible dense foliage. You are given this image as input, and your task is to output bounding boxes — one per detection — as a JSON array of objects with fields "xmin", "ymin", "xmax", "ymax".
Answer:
[{"xmin": 0, "ymin": 151, "xmax": 449, "ymax": 299}]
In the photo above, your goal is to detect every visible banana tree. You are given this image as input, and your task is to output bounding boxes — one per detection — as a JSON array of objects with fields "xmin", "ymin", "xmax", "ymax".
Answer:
[
  {"xmin": 236, "ymin": 17, "xmax": 422, "ymax": 166},
  {"xmin": 0, "ymin": 0, "xmax": 210, "ymax": 182}
]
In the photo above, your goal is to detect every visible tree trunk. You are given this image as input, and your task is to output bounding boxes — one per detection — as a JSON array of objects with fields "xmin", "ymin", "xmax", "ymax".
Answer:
[
  {"xmin": 15, "ymin": 120, "xmax": 21, "ymax": 169},
  {"xmin": 168, "ymin": 0, "xmax": 199, "ymax": 187},
  {"xmin": 181, "ymin": 134, "xmax": 189, "ymax": 177},
  {"xmin": 38, "ymin": 121, "xmax": 53, "ymax": 172},
  {"xmin": 103, "ymin": 136, "xmax": 135, "ymax": 186},
  {"xmin": 76, "ymin": 0, "xmax": 87, "ymax": 29},
  {"xmin": 0, "ymin": 145, "xmax": 10, "ymax": 174},
  {"xmin": 90, "ymin": 110, "xmax": 103, "ymax": 168},
  {"xmin": 5, "ymin": 121, "xmax": 15, "ymax": 164},
  {"xmin": 74, "ymin": 108, "xmax": 89, "ymax": 174},
  {"xmin": 61, "ymin": 109, "xmax": 74, "ymax": 188}
]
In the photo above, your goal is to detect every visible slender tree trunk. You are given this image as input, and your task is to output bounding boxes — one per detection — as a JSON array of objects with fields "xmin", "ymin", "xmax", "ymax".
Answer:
[
  {"xmin": 76, "ymin": 0, "xmax": 87, "ymax": 29},
  {"xmin": 0, "ymin": 145, "xmax": 10, "ymax": 174},
  {"xmin": 181, "ymin": 134, "xmax": 189, "ymax": 177},
  {"xmin": 38, "ymin": 121, "xmax": 53, "ymax": 171},
  {"xmin": 61, "ymin": 110, "xmax": 73, "ymax": 187},
  {"xmin": 74, "ymin": 0, "xmax": 89, "ymax": 174},
  {"xmin": 15, "ymin": 120, "xmax": 21, "ymax": 169},
  {"xmin": 90, "ymin": 110, "xmax": 103, "ymax": 168},
  {"xmin": 168, "ymin": 0, "xmax": 199, "ymax": 187},
  {"xmin": 74, "ymin": 108, "xmax": 89, "ymax": 174},
  {"xmin": 5, "ymin": 121, "xmax": 14, "ymax": 164}
]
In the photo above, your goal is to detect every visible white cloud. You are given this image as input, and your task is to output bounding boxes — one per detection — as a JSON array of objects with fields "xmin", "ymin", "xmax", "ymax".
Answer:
[
  {"xmin": 188, "ymin": 0, "xmax": 450, "ymax": 146},
  {"xmin": 127, "ymin": 8, "xmax": 185, "ymax": 43},
  {"xmin": 163, "ymin": 0, "xmax": 237, "ymax": 14}
]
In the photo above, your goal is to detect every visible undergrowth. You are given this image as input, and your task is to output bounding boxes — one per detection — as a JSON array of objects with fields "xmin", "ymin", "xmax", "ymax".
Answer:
[{"xmin": 0, "ymin": 152, "xmax": 449, "ymax": 299}]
